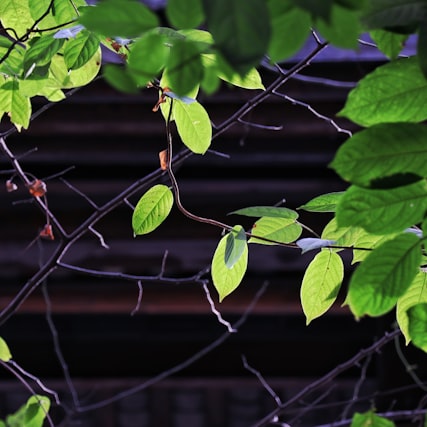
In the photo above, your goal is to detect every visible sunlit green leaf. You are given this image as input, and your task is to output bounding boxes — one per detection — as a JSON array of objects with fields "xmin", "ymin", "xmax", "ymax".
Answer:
[
  {"xmin": 408, "ymin": 303, "xmax": 427, "ymax": 352},
  {"xmin": 397, "ymin": 271, "xmax": 427, "ymax": 344},
  {"xmin": 321, "ymin": 217, "xmax": 363, "ymax": 251},
  {"xmin": 64, "ymin": 31, "xmax": 100, "ymax": 70},
  {"xmin": 0, "ymin": 37, "xmax": 25, "ymax": 76},
  {"xmin": 331, "ymin": 123, "xmax": 427, "ymax": 186},
  {"xmin": 230, "ymin": 206, "xmax": 298, "ymax": 219},
  {"xmin": 132, "ymin": 184, "xmax": 174, "ymax": 235},
  {"xmin": 225, "ymin": 225, "xmax": 247, "ymax": 269},
  {"xmin": 202, "ymin": 0, "xmax": 271, "ymax": 75},
  {"xmin": 29, "ymin": 0, "xmax": 85, "ymax": 30},
  {"xmin": 0, "ymin": 79, "xmax": 31, "ymax": 130},
  {"xmin": 352, "ymin": 231, "xmax": 396, "ymax": 263},
  {"xmin": 338, "ymin": 57, "xmax": 427, "ymax": 127},
  {"xmin": 79, "ymin": 0, "xmax": 159, "ymax": 38},
  {"xmin": 351, "ymin": 410, "xmax": 395, "ymax": 427},
  {"xmin": 298, "ymin": 192, "xmax": 344, "ymax": 212},
  {"xmin": 128, "ymin": 32, "xmax": 169, "ymax": 86},
  {"xmin": 166, "ymin": 0, "xmax": 204, "ymax": 29},
  {"xmin": 212, "ymin": 230, "xmax": 248, "ymax": 302},
  {"xmin": 173, "ymin": 99, "xmax": 211, "ymax": 154},
  {"xmin": 267, "ymin": 0, "xmax": 311, "ymax": 62},
  {"xmin": 370, "ymin": 29, "xmax": 408, "ymax": 60},
  {"xmin": 249, "ymin": 216, "xmax": 302, "ymax": 245},
  {"xmin": 336, "ymin": 182, "xmax": 427, "ymax": 234},
  {"xmin": 301, "ymin": 251, "xmax": 343, "ymax": 324},
  {"xmin": 49, "ymin": 48, "xmax": 101, "ymax": 88},
  {"xmin": 346, "ymin": 232, "xmax": 421, "ymax": 318},
  {"xmin": 0, "ymin": 0, "xmax": 34, "ymax": 37},
  {"xmin": 0, "ymin": 337, "xmax": 12, "ymax": 362},
  {"xmin": 6, "ymin": 395, "xmax": 50, "ymax": 427},
  {"xmin": 19, "ymin": 77, "xmax": 65, "ymax": 101}
]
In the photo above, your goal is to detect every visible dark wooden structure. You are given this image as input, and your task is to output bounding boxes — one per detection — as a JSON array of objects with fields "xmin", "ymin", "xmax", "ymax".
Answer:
[{"xmin": 0, "ymin": 47, "xmax": 421, "ymax": 426}]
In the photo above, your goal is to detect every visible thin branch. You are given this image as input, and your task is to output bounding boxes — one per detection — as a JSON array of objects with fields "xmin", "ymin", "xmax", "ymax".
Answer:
[
  {"xmin": 130, "ymin": 280, "xmax": 144, "ymax": 316},
  {"xmin": 60, "ymin": 178, "xmax": 99, "ymax": 209},
  {"xmin": 88, "ymin": 226, "xmax": 110, "ymax": 249},
  {"xmin": 237, "ymin": 118, "xmax": 283, "ymax": 131},
  {"xmin": 75, "ymin": 281, "xmax": 269, "ymax": 412},
  {"xmin": 252, "ymin": 329, "xmax": 401, "ymax": 427},
  {"xmin": 203, "ymin": 282, "xmax": 237, "ymax": 333}
]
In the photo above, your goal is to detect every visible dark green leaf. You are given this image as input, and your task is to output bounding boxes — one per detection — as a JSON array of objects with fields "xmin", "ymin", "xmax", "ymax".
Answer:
[
  {"xmin": 418, "ymin": 19, "xmax": 427, "ymax": 78},
  {"xmin": 336, "ymin": 182, "xmax": 427, "ymax": 234},
  {"xmin": 290, "ymin": 0, "xmax": 333, "ymax": 21},
  {"xmin": 408, "ymin": 303, "xmax": 427, "ymax": 352},
  {"xmin": 315, "ymin": 4, "xmax": 362, "ymax": 49},
  {"xmin": 64, "ymin": 31, "xmax": 100, "ymax": 70},
  {"xmin": 230, "ymin": 206, "xmax": 298, "ymax": 219},
  {"xmin": 166, "ymin": 0, "xmax": 204, "ymax": 29},
  {"xmin": 346, "ymin": 233, "xmax": 421, "ymax": 318},
  {"xmin": 225, "ymin": 225, "xmax": 247, "ymax": 269},
  {"xmin": 165, "ymin": 38, "xmax": 203, "ymax": 96},
  {"xmin": 128, "ymin": 32, "xmax": 169, "ymax": 86},
  {"xmin": 23, "ymin": 36, "xmax": 64, "ymax": 76},
  {"xmin": 298, "ymin": 192, "xmax": 344, "ymax": 212},
  {"xmin": 202, "ymin": 0, "xmax": 271, "ymax": 75},
  {"xmin": 79, "ymin": 0, "xmax": 159, "ymax": 38},
  {"xmin": 370, "ymin": 29, "xmax": 408, "ymax": 59},
  {"xmin": 362, "ymin": 0, "xmax": 426, "ymax": 30},
  {"xmin": 331, "ymin": 123, "xmax": 427, "ymax": 186},
  {"xmin": 103, "ymin": 64, "xmax": 139, "ymax": 94},
  {"xmin": 132, "ymin": 185, "xmax": 174, "ymax": 235},
  {"xmin": 301, "ymin": 251, "xmax": 343, "ymax": 324},
  {"xmin": 267, "ymin": 0, "xmax": 311, "ymax": 62},
  {"xmin": 338, "ymin": 57, "xmax": 427, "ymax": 126}
]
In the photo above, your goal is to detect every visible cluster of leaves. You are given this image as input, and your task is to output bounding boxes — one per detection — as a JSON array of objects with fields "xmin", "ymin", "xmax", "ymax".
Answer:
[{"xmin": 3, "ymin": 0, "xmax": 427, "ymax": 424}]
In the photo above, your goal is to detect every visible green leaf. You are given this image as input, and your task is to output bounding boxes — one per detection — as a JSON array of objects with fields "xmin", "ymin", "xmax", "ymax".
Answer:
[
  {"xmin": 165, "ymin": 39, "xmax": 204, "ymax": 96},
  {"xmin": 346, "ymin": 232, "xmax": 421, "ymax": 318},
  {"xmin": 225, "ymin": 225, "xmax": 247, "ymax": 269},
  {"xmin": 212, "ymin": 230, "xmax": 248, "ymax": 302},
  {"xmin": 321, "ymin": 217, "xmax": 364, "ymax": 250},
  {"xmin": 173, "ymin": 99, "xmax": 212, "ymax": 154},
  {"xmin": 408, "ymin": 303, "xmax": 427, "ymax": 352},
  {"xmin": 290, "ymin": 0, "xmax": 333, "ymax": 21},
  {"xmin": 370, "ymin": 29, "xmax": 408, "ymax": 60},
  {"xmin": 64, "ymin": 31, "xmax": 100, "ymax": 70},
  {"xmin": 166, "ymin": 0, "xmax": 204, "ymax": 29},
  {"xmin": 0, "ymin": 336, "xmax": 12, "ymax": 362},
  {"xmin": 0, "ymin": 80, "xmax": 31, "ymax": 130},
  {"xmin": 103, "ymin": 64, "xmax": 138, "ymax": 94},
  {"xmin": 301, "ymin": 251, "xmax": 343, "ymax": 324},
  {"xmin": 362, "ymin": 0, "xmax": 426, "ymax": 30},
  {"xmin": 49, "ymin": 48, "xmax": 101, "ymax": 88},
  {"xmin": 331, "ymin": 123, "xmax": 427, "ymax": 187},
  {"xmin": 29, "ymin": 0, "xmax": 85, "ymax": 30},
  {"xmin": 0, "ymin": 38, "xmax": 25, "ymax": 77},
  {"xmin": 23, "ymin": 36, "xmax": 64, "ymax": 77},
  {"xmin": 132, "ymin": 184, "xmax": 174, "ymax": 235},
  {"xmin": 351, "ymin": 410, "xmax": 395, "ymax": 427},
  {"xmin": 0, "ymin": 0, "xmax": 34, "ymax": 37},
  {"xmin": 418, "ymin": 19, "xmax": 427, "ymax": 79},
  {"xmin": 6, "ymin": 395, "xmax": 50, "ymax": 427},
  {"xmin": 267, "ymin": 1, "xmax": 311, "ymax": 62},
  {"xmin": 397, "ymin": 271, "xmax": 427, "ymax": 344},
  {"xmin": 352, "ymin": 231, "xmax": 396, "ymax": 263},
  {"xmin": 298, "ymin": 192, "xmax": 344, "ymax": 212},
  {"xmin": 79, "ymin": 0, "xmax": 159, "ymax": 38},
  {"xmin": 230, "ymin": 206, "xmax": 298, "ymax": 219},
  {"xmin": 19, "ymin": 77, "xmax": 65, "ymax": 101},
  {"xmin": 315, "ymin": 4, "xmax": 362, "ymax": 49},
  {"xmin": 336, "ymin": 182, "xmax": 427, "ymax": 234},
  {"xmin": 202, "ymin": 0, "xmax": 271, "ymax": 75},
  {"xmin": 249, "ymin": 216, "xmax": 302, "ymax": 245},
  {"xmin": 338, "ymin": 57, "xmax": 427, "ymax": 127},
  {"xmin": 128, "ymin": 32, "xmax": 169, "ymax": 86}
]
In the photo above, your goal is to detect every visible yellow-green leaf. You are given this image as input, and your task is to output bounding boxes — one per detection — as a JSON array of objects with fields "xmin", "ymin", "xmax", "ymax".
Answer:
[{"xmin": 0, "ymin": 337, "xmax": 12, "ymax": 362}]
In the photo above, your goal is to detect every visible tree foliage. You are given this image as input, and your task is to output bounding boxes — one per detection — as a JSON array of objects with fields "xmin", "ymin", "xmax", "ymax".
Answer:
[{"xmin": 1, "ymin": 0, "xmax": 427, "ymax": 425}]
